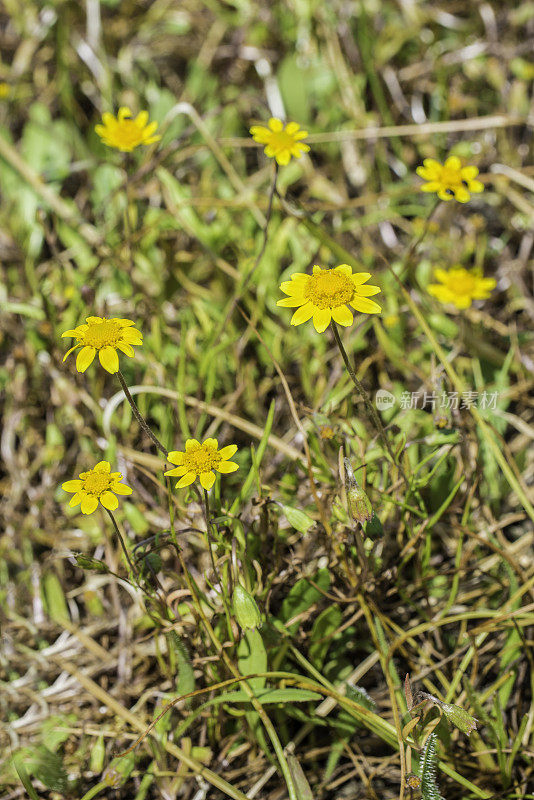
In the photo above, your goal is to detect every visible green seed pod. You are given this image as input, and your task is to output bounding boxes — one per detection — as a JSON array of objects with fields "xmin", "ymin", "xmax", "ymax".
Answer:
[
  {"xmin": 344, "ymin": 458, "xmax": 373, "ymax": 525},
  {"xmin": 441, "ymin": 703, "xmax": 478, "ymax": 736},
  {"xmin": 232, "ymin": 584, "xmax": 262, "ymax": 630}
]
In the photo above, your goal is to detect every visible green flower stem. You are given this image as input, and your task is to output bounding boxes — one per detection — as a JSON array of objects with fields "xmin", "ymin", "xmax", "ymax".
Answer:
[
  {"xmin": 106, "ymin": 508, "xmax": 137, "ymax": 582},
  {"xmin": 116, "ymin": 370, "xmax": 168, "ymax": 458},
  {"xmin": 171, "ymin": 530, "xmax": 298, "ymax": 800},
  {"xmin": 202, "ymin": 488, "xmax": 235, "ymax": 642},
  {"xmin": 331, "ymin": 321, "xmax": 409, "ymax": 487},
  {"xmin": 400, "ymin": 198, "xmax": 440, "ymax": 284},
  {"xmin": 220, "ymin": 160, "xmax": 279, "ymax": 330},
  {"xmin": 79, "ymin": 781, "xmax": 108, "ymax": 800}
]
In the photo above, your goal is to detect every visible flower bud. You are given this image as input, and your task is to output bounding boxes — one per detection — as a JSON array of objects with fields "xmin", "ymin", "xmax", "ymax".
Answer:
[
  {"xmin": 441, "ymin": 703, "xmax": 478, "ymax": 736},
  {"xmin": 232, "ymin": 584, "xmax": 262, "ymax": 630},
  {"xmin": 344, "ymin": 458, "xmax": 373, "ymax": 525}
]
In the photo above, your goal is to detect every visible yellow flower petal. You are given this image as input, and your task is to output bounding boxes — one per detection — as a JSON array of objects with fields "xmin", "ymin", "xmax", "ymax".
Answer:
[
  {"xmin": 199, "ymin": 471, "xmax": 216, "ymax": 490},
  {"xmin": 351, "ymin": 272, "xmax": 372, "ymax": 285},
  {"xmin": 331, "ymin": 305, "xmax": 354, "ymax": 326},
  {"xmin": 69, "ymin": 493, "xmax": 82, "ymax": 507},
  {"xmin": 185, "ymin": 439, "xmax": 200, "ymax": 452},
  {"xmin": 116, "ymin": 341, "xmax": 134, "ymax": 357},
  {"xmin": 62, "ymin": 345, "xmax": 79, "ymax": 362},
  {"xmin": 76, "ymin": 346, "xmax": 96, "ymax": 373},
  {"xmin": 62, "ymin": 480, "xmax": 83, "ymax": 492},
  {"xmin": 167, "ymin": 450, "xmax": 185, "ymax": 466},
  {"xmin": 163, "ymin": 465, "xmax": 189, "ymax": 477},
  {"xmin": 350, "ymin": 297, "xmax": 382, "ymax": 314},
  {"xmin": 216, "ymin": 461, "xmax": 239, "ymax": 474},
  {"xmin": 444, "ymin": 155, "xmax": 461, "ymax": 171},
  {"xmin": 81, "ymin": 495, "xmax": 99, "ymax": 515},
  {"xmin": 313, "ymin": 308, "xmax": 332, "ymax": 333},
  {"xmin": 268, "ymin": 117, "xmax": 284, "ymax": 132},
  {"xmin": 203, "ymin": 438, "xmax": 218, "ymax": 450},
  {"xmin": 111, "ymin": 482, "xmax": 133, "ymax": 495},
  {"xmin": 290, "ymin": 302, "xmax": 315, "ymax": 326},
  {"xmin": 100, "ymin": 491, "xmax": 119, "ymax": 511},
  {"xmin": 277, "ymin": 296, "xmax": 304, "ymax": 307},
  {"xmin": 176, "ymin": 472, "xmax": 197, "ymax": 488},
  {"xmin": 218, "ymin": 444, "xmax": 238, "ymax": 460},
  {"xmin": 98, "ymin": 346, "xmax": 119, "ymax": 373},
  {"xmin": 94, "ymin": 461, "xmax": 111, "ymax": 472}
]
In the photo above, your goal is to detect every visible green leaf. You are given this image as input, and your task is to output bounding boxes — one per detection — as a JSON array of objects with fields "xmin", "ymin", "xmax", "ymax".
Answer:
[
  {"xmin": 237, "ymin": 628, "xmax": 267, "ymax": 692},
  {"xmin": 13, "ymin": 746, "xmax": 69, "ymax": 793},
  {"xmin": 287, "ymin": 754, "xmax": 314, "ymax": 800},
  {"xmin": 279, "ymin": 504, "xmax": 315, "ymax": 534},
  {"xmin": 419, "ymin": 734, "xmax": 444, "ymax": 800}
]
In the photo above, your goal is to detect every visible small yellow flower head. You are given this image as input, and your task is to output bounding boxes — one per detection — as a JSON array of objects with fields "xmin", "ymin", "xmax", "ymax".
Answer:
[
  {"xmin": 165, "ymin": 438, "xmax": 239, "ymax": 491},
  {"xmin": 416, "ymin": 156, "xmax": 484, "ymax": 203},
  {"xmin": 0, "ymin": 82, "xmax": 10, "ymax": 99},
  {"xmin": 62, "ymin": 461, "xmax": 133, "ymax": 515},
  {"xmin": 250, "ymin": 117, "xmax": 310, "ymax": 166},
  {"xmin": 95, "ymin": 107, "xmax": 161, "ymax": 152},
  {"xmin": 277, "ymin": 264, "xmax": 381, "ymax": 333},
  {"xmin": 62, "ymin": 316, "xmax": 143, "ymax": 374},
  {"xmin": 428, "ymin": 267, "xmax": 496, "ymax": 310}
]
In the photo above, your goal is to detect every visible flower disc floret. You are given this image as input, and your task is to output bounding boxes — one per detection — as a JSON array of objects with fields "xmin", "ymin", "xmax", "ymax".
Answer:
[
  {"xmin": 250, "ymin": 118, "xmax": 310, "ymax": 166},
  {"xmin": 61, "ymin": 316, "xmax": 143, "ymax": 374},
  {"xmin": 277, "ymin": 265, "xmax": 381, "ymax": 333},
  {"xmin": 165, "ymin": 438, "xmax": 239, "ymax": 491},
  {"xmin": 95, "ymin": 107, "xmax": 161, "ymax": 152},
  {"xmin": 428, "ymin": 267, "xmax": 496, "ymax": 310},
  {"xmin": 62, "ymin": 461, "xmax": 133, "ymax": 515},
  {"xmin": 416, "ymin": 156, "xmax": 484, "ymax": 203}
]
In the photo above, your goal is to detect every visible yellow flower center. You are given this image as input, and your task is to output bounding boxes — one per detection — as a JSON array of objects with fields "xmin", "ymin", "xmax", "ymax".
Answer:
[
  {"xmin": 446, "ymin": 272, "xmax": 476, "ymax": 295},
  {"xmin": 113, "ymin": 119, "xmax": 144, "ymax": 148},
  {"xmin": 268, "ymin": 131, "xmax": 297, "ymax": 152},
  {"xmin": 439, "ymin": 165, "xmax": 463, "ymax": 187},
  {"xmin": 184, "ymin": 445, "xmax": 221, "ymax": 475},
  {"xmin": 304, "ymin": 270, "xmax": 355, "ymax": 309},
  {"xmin": 82, "ymin": 319, "xmax": 122, "ymax": 348},
  {"xmin": 83, "ymin": 472, "xmax": 112, "ymax": 495}
]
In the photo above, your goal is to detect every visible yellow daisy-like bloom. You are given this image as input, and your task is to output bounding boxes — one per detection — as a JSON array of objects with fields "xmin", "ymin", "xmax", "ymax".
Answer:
[
  {"xmin": 62, "ymin": 316, "xmax": 143, "ymax": 374},
  {"xmin": 428, "ymin": 267, "xmax": 496, "ymax": 310},
  {"xmin": 277, "ymin": 264, "xmax": 381, "ymax": 333},
  {"xmin": 95, "ymin": 107, "xmax": 161, "ymax": 152},
  {"xmin": 165, "ymin": 439, "xmax": 239, "ymax": 491},
  {"xmin": 250, "ymin": 117, "xmax": 310, "ymax": 166},
  {"xmin": 416, "ymin": 156, "xmax": 484, "ymax": 203},
  {"xmin": 62, "ymin": 461, "xmax": 133, "ymax": 515}
]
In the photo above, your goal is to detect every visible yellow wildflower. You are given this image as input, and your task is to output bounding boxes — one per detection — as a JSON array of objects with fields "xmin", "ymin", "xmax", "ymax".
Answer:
[
  {"xmin": 277, "ymin": 265, "xmax": 381, "ymax": 333},
  {"xmin": 62, "ymin": 461, "xmax": 132, "ymax": 515},
  {"xmin": 416, "ymin": 156, "xmax": 484, "ymax": 202},
  {"xmin": 0, "ymin": 82, "xmax": 10, "ymax": 99},
  {"xmin": 62, "ymin": 316, "xmax": 143, "ymax": 374},
  {"xmin": 165, "ymin": 438, "xmax": 239, "ymax": 491},
  {"xmin": 95, "ymin": 107, "xmax": 161, "ymax": 152},
  {"xmin": 250, "ymin": 118, "xmax": 309, "ymax": 166},
  {"xmin": 428, "ymin": 267, "xmax": 496, "ymax": 310}
]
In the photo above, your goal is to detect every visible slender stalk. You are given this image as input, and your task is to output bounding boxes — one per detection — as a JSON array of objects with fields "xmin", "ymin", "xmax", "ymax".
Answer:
[
  {"xmin": 202, "ymin": 488, "xmax": 234, "ymax": 641},
  {"xmin": 106, "ymin": 507, "xmax": 137, "ymax": 581},
  {"xmin": 116, "ymin": 370, "xmax": 168, "ymax": 458},
  {"xmin": 331, "ymin": 321, "xmax": 408, "ymax": 486},
  {"xmin": 170, "ymin": 512, "xmax": 298, "ymax": 800},
  {"xmin": 222, "ymin": 161, "xmax": 279, "ymax": 328},
  {"xmin": 79, "ymin": 781, "xmax": 108, "ymax": 800}
]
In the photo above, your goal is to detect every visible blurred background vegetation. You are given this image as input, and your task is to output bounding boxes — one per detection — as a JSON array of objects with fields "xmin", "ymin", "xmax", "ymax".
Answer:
[{"xmin": 1, "ymin": 0, "xmax": 534, "ymax": 798}]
